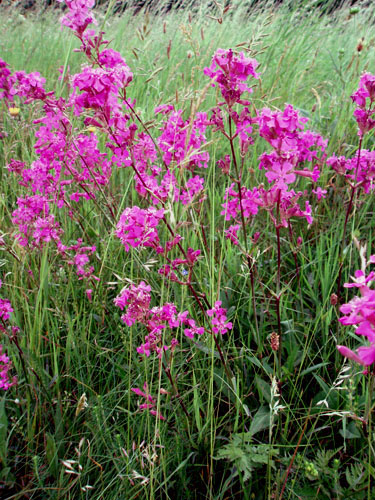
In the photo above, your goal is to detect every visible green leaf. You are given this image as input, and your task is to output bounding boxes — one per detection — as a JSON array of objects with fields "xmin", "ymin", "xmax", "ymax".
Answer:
[
  {"xmin": 192, "ymin": 371, "xmax": 202, "ymax": 433},
  {"xmin": 255, "ymin": 376, "xmax": 271, "ymax": 403},
  {"xmin": 249, "ymin": 406, "xmax": 270, "ymax": 437},
  {"xmin": 0, "ymin": 397, "xmax": 8, "ymax": 467},
  {"xmin": 345, "ymin": 462, "xmax": 365, "ymax": 489},
  {"xmin": 300, "ymin": 362, "xmax": 330, "ymax": 376},
  {"xmin": 216, "ymin": 434, "xmax": 278, "ymax": 483},
  {"xmin": 45, "ymin": 432, "xmax": 58, "ymax": 478},
  {"xmin": 339, "ymin": 421, "xmax": 361, "ymax": 439}
]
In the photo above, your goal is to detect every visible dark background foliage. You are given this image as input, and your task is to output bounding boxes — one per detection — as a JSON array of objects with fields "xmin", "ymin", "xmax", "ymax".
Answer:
[{"xmin": 0, "ymin": 0, "xmax": 362, "ymax": 16}]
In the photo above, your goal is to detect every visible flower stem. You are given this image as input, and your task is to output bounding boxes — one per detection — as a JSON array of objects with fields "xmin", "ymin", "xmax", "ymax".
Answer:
[
  {"xmin": 228, "ymin": 115, "xmax": 259, "ymax": 344},
  {"xmin": 337, "ymin": 136, "xmax": 363, "ymax": 302}
]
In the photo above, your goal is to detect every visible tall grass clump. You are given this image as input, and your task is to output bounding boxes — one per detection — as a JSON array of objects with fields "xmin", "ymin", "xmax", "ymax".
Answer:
[{"xmin": 0, "ymin": 0, "xmax": 375, "ymax": 499}]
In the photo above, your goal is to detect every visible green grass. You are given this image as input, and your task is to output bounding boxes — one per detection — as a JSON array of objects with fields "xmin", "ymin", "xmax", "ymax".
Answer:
[{"xmin": 0, "ymin": 1, "xmax": 375, "ymax": 499}]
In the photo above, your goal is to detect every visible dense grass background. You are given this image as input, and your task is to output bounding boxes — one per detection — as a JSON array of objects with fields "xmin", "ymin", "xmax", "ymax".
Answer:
[{"xmin": 0, "ymin": 1, "xmax": 375, "ymax": 499}]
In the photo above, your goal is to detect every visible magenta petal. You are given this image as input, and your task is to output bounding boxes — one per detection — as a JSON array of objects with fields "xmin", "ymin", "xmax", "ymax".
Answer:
[
  {"xmin": 131, "ymin": 387, "xmax": 147, "ymax": 398},
  {"xmin": 337, "ymin": 345, "xmax": 365, "ymax": 365},
  {"xmin": 357, "ymin": 345, "xmax": 375, "ymax": 366}
]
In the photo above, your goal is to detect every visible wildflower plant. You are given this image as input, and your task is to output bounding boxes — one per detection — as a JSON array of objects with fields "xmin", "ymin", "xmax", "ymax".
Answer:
[
  {"xmin": 337, "ymin": 256, "xmax": 375, "ymax": 369},
  {"xmin": 1, "ymin": 0, "xmax": 375, "ymax": 498}
]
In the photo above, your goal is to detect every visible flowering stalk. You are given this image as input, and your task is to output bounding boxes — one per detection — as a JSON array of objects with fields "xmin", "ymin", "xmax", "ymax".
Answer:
[
  {"xmin": 56, "ymin": 5, "xmax": 237, "ymax": 409},
  {"xmin": 162, "ymin": 361, "xmax": 190, "ymax": 418},
  {"xmin": 229, "ymin": 115, "xmax": 260, "ymax": 341},
  {"xmin": 330, "ymin": 73, "xmax": 375, "ymax": 302},
  {"xmin": 337, "ymin": 259, "xmax": 375, "ymax": 370},
  {"xmin": 205, "ymin": 49, "xmax": 261, "ymax": 344},
  {"xmin": 275, "ymin": 204, "xmax": 283, "ymax": 376},
  {"xmin": 336, "ymin": 136, "xmax": 363, "ymax": 302}
]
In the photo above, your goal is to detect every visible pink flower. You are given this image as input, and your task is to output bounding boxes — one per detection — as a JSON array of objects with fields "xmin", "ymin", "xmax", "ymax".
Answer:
[
  {"xmin": 336, "ymin": 345, "xmax": 366, "ymax": 366},
  {"xmin": 204, "ymin": 49, "xmax": 259, "ymax": 107},
  {"xmin": 0, "ymin": 299, "xmax": 13, "ymax": 322},
  {"xmin": 338, "ymin": 270, "xmax": 375, "ymax": 367},
  {"xmin": 179, "ymin": 176, "xmax": 205, "ymax": 205},
  {"xmin": 8, "ymin": 69, "xmax": 46, "ymax": 102},
  {"xmin": 0, "ymin": 58, "xmax": 13, "ymax": 101},
  {"xmin": 225, "ymin": 224, "xmax": 240, "ymax": 245},
  {"xmin": 351, "ymin": 73, "xmax": 375, "ymax": 107},
  {"xmin": 217, "ymin": 155, "xmax": 231, "ymax": 174},
  {"xmin": 6, "ymin": 159, "xmax": 26, "ymax": 175},
  {"xmin": 184, "ymin": 319, "xmax": 205, "ymax": 339},
  {"xmin": 257, "ymin": 105, "xmax": 326, "ymax": 188},
  {"xmin": 257, "ymin": 186, "xmax": 313, "ymax": 228},
  {"xmin": 207, "ymin": 301, "xmax": 232, "ymax": 335},
  {"xmin": 327, "ymin": 150, "xmax": 375, "ymax": 193},
  {"xmin": 57, "ymin": 0, "xmax": 97, "ymax": 36},
  {"xmin": 312, "ymin": 187, "xmax": 327, "ymax": 201},
  {"xmin": 157, "ymin": 110, "xmax": 209, "ymax": 171},
  {"xmin": 32, "ymin": 215, "xmax": 62, "ymax": 246},
  {"xmin": 351, "ymin": 73, "xmax": 375, "ymax": 135},
  {"xmin": 0, "ymin": 345, "xmax": 17, "ymax": 391},
  {"xmin": 221, "ymin": 183, "xmax": 260, "ymax": 222},
  {"xmin": 154, "ymin": 104, "xmax": 174, "ymax": 115},
  {"xmin": 131, "ymin": 382, "xmax": 165, "ymax": 421},
  {"xmin": 116, "ymin": 206, "xmax": 164, "ymax": 251},
  {"xmin": 344, "ymin": 270, "xmax": 375, "ymax": 289},
  {"xmin": 114, "ymin": 281, "xmax": 152, "ymax": 326},
  {"xmin": 70, "ymin": 65, "xmax": 132, "ymax": 116}
]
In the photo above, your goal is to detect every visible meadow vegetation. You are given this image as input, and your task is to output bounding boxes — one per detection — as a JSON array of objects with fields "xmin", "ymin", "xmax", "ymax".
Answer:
[{"xmin": 0, "ymin": 1, "xmax": 375, "ymax": 498}]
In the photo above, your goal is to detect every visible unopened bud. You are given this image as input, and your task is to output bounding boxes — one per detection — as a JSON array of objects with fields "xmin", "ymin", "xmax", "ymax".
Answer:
[
  {"xmin": 330, "ymin": 293, "xmax": 338, "ymax": 306},
  {"xmin": 270, "ymin": 332, "xmax": 280, "ymax": 351},
  {"xmin": 252, "ymin": 232, "xmax": 260, "ymax": 244}
]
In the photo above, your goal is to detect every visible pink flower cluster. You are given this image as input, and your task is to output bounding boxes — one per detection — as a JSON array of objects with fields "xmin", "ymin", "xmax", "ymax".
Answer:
[
  {"xmin": 351, "ymin": 73, "xmax": 375, "ymax": 136},
  {"xmin": 207, "ymin": 301, "xmax": 233, "ymax": 335},
  {"xmin": 337, "ymin": 258, "xmax": 375, "ymax": 368},
  {"xmin": 0, "ymin": 58, "xmax": 47, "ymax": 104},
  {"xmin": 1, "ymin": 65, "xmax": 113, "ymax": 286},
  {"xmin": 258, "ymin": 105, "xmax": 326, "ymax": 190},
  {"xmin": 327, "ymin": 150, "xmax": 375, "ymax": 193},
  {"xmin": 221, "ymin": 183, "xmax": 260, "ymax": 221},
  {"xmin": 0, "ymin": 291, "xmax": 14, "ymax": 323},
  {"xmin": 0, "ymin": 345, "xmax": 16, "ymax": 391},
  {"xmin": 114, "ymin": 281, "xmax": 151, "ymax": 326},
  {"xmin": 0, "ymin": 279, "xmax": 13, "ymax": 324},
  {"xmin": 58, "ymin": 239, "xmax": 99, "ymax": 281},
  {"xmin": 131, "ymin": 382, "xmax": 165, "ymax": 421},
  {"xmin": 12, "ymin": 195, "xmax": 60, "ymax": 247},
  {"xmin": 257, "ymin": 187, "xmax": 313, "ymax": 228},
  {"xmin": 114, "ymin": 281, "xmax": 205, "ymax": 358},
  {"xmin": 253, "ymin": 105, "xmax": 325, "ymax": 228},
  {"xmin": 158, "ymin": 247, "xmax": 201, "ymax": 284},
  {"xmin": 204, "ymin": 49, "xmax": 259, "ymax": 107},
  {"xmin": 114, "ymin": 283, "xmax": 232, "ymax": 360},
  {"xmin": 0, "ymin": 282, "xmax": 16, "ymax": 391},
  {"xmin": 70, "ymin": 56, "xmax": 133, "ymax": 116},
  {"xmin": 116, "ymin": 206, "xmax": 165, "ymax": 252},
  {"xmin": 56, "ymin": 0, "xmax": 96, "ymax": 36},
  {"xmin": 157, "ymin": 108, "xmax": 209, "ymax": 171},
  {"xmin": 0, "ymin": 58, "xmax": 12, "ymax": 101},
  {"xmin": 221, "ymin": 104, "xmax": 322, "ymax": 239},
  {"xmin": 203, "ymin": 50, "xmax": 327, "ymax": 241},
  {"xmin": 1, "ymin": 1, "xmax": 135, "ymax": 289},
  {"xmin": 178, "ymin": 175, "xmax": 205, "ymax": 205}
]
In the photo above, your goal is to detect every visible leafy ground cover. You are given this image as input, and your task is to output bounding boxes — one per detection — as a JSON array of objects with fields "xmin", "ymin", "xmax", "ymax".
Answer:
[{"xmin": 0, "ymin": 1, "xmax": 375, "ymax": 498}]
